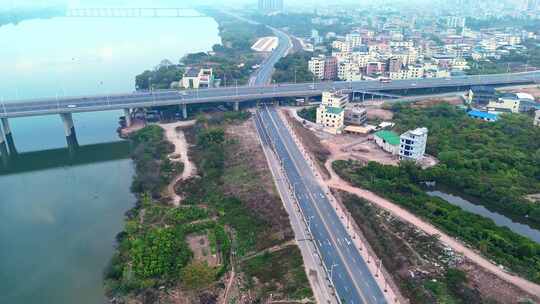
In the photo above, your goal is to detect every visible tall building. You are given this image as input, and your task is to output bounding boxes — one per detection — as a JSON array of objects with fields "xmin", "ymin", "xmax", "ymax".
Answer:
[
  {"xmin": 387, "ymin": 57, "xmax": 403, "ymax": 73},
  {"xmin": 316, "ymin": 91, "xmax": 349, "ymax": 134},
  {"xmin": 534, "ymin": 110, "xmax": 540, "ymax": 127},
  {"xmin": 258, "ymin": 0, "xmax": 284, "ymax": 13},
  {"xmin": 323, "ymin": 56, "xmax": 338, "ymax": 80},
  {"xmin": 399, "ymin": 127, "xmax": 428, "ymax": 161}
]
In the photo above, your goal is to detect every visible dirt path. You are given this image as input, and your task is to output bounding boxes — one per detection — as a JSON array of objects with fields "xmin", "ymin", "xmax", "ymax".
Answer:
[
  {"xmin": 324, "ymin": 156, "xmax": 540, "ymax": 298},
  {"xmin": 159, "ymin": 121, "xmax": 197, "ymax": 206}
]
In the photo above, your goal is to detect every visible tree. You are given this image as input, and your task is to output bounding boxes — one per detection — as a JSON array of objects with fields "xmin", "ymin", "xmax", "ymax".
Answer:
[{"xmin": 180, "ymin": 261, "xmax": 216, "ymax": 290}]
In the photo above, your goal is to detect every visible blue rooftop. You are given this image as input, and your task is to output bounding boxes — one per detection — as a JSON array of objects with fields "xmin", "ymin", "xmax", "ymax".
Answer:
[{"xmin": 468, "ymin": 110, "xmax": 499, "ymax": 121}]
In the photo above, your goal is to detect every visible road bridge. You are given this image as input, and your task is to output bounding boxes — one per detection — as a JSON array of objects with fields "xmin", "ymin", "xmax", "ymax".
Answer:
[
  {"xmin": 65, "ymin": 8, "xmax": 205, "ymax": 18},
  {"xmin": 0, "ymin": 71, "xmax": 538, "ymax": 156}
]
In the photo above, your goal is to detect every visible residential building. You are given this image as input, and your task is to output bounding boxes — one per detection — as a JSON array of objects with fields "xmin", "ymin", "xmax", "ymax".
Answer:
[
  {"xmin": 446, "ymin": 16, "xmax": 466, "ymax": 28},
  {"xmin": 374, "ymin": 130, "xmax": 400, "ymax": 155},
  {"xmin": 389, "ymin": 65, "xmax": 424, "ymax": 80},
  {"xmin": 534, "ymin": 110, "xmax": 540, "ymax": 127},
  {"xmin": 181, "ymin": 67, "xmax": 215, "ymax": 89},
  {"xmin": 321, "ymin": 90, "xmax": 349, "ymax": 108},
  {"xmin": 324, "ymin": 56, "xmax": 338, "ymax": 80},
  {"xmin": 344, "ymin": 107, "xmax": 367, "ymax": 125},
  {"xmin": 387, "ymin": 57, "xmax": 403, "ymax": 73},
  {"xmin": 468, "ymin": 109, "xmax": 499, "ymax": 122},
  {"xmin": 399, "ymin": 127, "xmax": 428, "ymax": 161},
  {"xmin": 487, "ymin": 94, "xmax": 521, "ymax": 113},
  {"xmin": 308, "ymin": 55, "xmax": 325, "ymax": 79},
  {"xmin": 316, "ymin": 106, "xmax": 345, "ymax": 134},
  {"xmin": 316, "ymin": 90, "xmax": 350, "ymax": 134}
]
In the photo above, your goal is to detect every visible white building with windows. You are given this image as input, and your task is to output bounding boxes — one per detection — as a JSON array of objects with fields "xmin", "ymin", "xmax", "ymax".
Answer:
[
  {"xmin": 534, "ymin": 110, "xmax": 540, "ymax": 127},
  {"xmin": 316, "ymin": 91, "xmax": 350, "ymax": 134},
  {"xmin": 308, "ymin": 55, "xmax": 326, "ymax": 79},
  {"xmin": 399, "ymin": 127, "xmax": 428, "ymax": 161}
]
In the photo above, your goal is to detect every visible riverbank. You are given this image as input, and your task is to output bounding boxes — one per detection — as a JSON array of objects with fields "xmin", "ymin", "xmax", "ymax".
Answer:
[
  {"xmin": 135, "ymin": 9, "xmax": 272, "ymax": 90},
  {"xmin": 105, "ymin": 112, "xmax": 313, "ymax": 303}
]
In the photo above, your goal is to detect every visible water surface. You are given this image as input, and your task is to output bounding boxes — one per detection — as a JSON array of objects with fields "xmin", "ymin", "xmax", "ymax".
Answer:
[{"xmin": 0, "ymin": 12, "xmax": 219, "ymax": 304}]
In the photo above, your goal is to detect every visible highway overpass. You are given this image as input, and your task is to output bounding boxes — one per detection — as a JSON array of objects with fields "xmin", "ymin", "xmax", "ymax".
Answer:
[{"xmin": 0, "ymin": 71, "xmax": 538, "ymax": 155}]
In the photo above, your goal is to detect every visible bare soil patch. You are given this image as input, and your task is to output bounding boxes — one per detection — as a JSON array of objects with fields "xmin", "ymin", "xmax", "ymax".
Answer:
[{"xmin": 187, "ymin": 233, "xmax": 220, "ymax": 267}]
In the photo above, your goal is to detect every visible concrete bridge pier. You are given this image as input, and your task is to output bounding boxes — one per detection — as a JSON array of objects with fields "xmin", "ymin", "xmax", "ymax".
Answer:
[
  {"xmin": 181, "ymin": 103, "xmax": 188, "ymax": 119},
  {"xmin": 1, "ymin": 118, "xmax": 16, "ymax": 154},
  {"xmin": 124, "ymin": 108, "xmax": 132, "ymax": 127},
  {"xmin": 0, "ymin": 121, "xmax": 9, "ymax": 160},
  {"xmin": 60, "ymin": 113, "xmax": 79, "ymax": 148},
  {"xmin": 233, "ymin": 101, "xmax": 240, "ymax": 112}
]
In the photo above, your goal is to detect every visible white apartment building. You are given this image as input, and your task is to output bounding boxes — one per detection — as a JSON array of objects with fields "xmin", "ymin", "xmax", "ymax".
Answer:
[
  {"xmin": 389, "ymin": 66, "xmax": 424, "ymax": 80},
  {"xmin": 399, "ymin": 127, "xmax": 428, "ymax": 161},
  {"xmin": 332, "ymin": 40, "xmax": 352, "ymax": 53},
  {"xmin": 338, "ymin": 61, "xmax": 362, "ymax": 81},
  {"xmin": 308, "ymin": 55, "xmax": 326, "ymax": 79},
  {"xmin": 321, "ymin": 90, "xmax": 349, "ymax": 108},
  {"xmin": 345, "ymin": 32, "xmax": 363, "ymax": 48},
  {"xmin": 316, "ymin": 90, "xmax": 350, "ymax": 134},
  {"xmin": 534, "ymin": 110, "xmax": 540, "ymax": 127}
]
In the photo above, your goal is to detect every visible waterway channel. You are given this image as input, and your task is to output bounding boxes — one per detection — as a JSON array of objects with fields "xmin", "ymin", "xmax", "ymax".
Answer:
[
  {"xmin": 427, "ymin": 190, "xmax": 540, "ymax": 244},
  {"xmin": 0, "ymin": 7, "xmax": 220, "ymax": 304}
]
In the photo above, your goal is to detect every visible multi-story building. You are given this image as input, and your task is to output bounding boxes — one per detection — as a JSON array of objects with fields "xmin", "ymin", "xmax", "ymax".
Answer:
[
  {"xmin": 308, "ymin": 55, "xmax": 326, "ymax": 79},
  {"xmin": 399, "ymin": 127, "xmax": 428, "ymax": 161},
  {"xmin": 346, "ymin": 32, "xmax": 363, "ymax": 48},
  {"xmin": 316, "ymin": 91, "xmax": 350, "ymax": 134},
  {"xmin": 487, "ymin": 94, "xmax": 521, "ymax": 113},
  {"xmin": 389, "ymin": 65, "xmax": 424, "ymax": 79},
  {"xmin": 446, "ymin": 16, "xmax": 466, "ymax": 28},
  {"xmin": 181, "ymin": 67, "xmax": 215, "ymax": 89},
  {"xmin": 309, "ymin": 55, "xmax": 338, "ymax": 80},
  {"xmin": 344, "ymin": 107, "xmax": 367, "ymax": 126},
  {"xmin": 324, "ymin": 56, "xmax": 338, "ymax": 80},
  {"xmin": 534, "ymin": 110, "xmax": 540, "ymax": 127},
  {"xmin": 258, "ymin": 0, "xmax": 284, "ymax": 13},
  {"xmin": 387, "ymin": 57, "xmax": 403, "ymax": 73}
]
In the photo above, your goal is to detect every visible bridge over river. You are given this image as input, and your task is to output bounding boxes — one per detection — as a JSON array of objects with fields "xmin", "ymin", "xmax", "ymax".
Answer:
[{"xmin": 0, "ymin": 71, "xmax": 538, "ymax": 158}]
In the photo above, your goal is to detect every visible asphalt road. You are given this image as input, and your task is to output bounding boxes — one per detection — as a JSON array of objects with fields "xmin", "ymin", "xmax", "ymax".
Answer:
[
  {"xmin": 249, "ymin": 26, "xmax": 292, "ymax": 86},
  {"xmin": 1, "ymin": 71, "xmax": 538, "ymax": 118},
  {"xmin": 257, "ymin": 105, "xmax": 386, "ymax": 304}
]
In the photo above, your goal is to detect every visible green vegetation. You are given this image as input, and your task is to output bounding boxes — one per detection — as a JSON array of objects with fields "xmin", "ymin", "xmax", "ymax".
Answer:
[
  {"xmin": 180, "ymin": 261, "xmax": 217, "ymax": 291},
  {"xmin": 134, "ymin": 10, "xmax": 272, "ymax": 90},
  {"xmin": 129, "ymin": 125, "xmax": 182, "ymax": 197},
  {"xmin": 253, "ymin": 13, "xmax": 356, "ymax": 37},
  {"xmin": 341, "ymin": 191, "xmax": 483, "ymax": 303},
  {"xmin": 298, "ymin": 106, "xmax": 317, "ymax": 122},
  {"xmin": 335, "ymin": 161, "xmax": 540, "ymax": 284},
  {"xmin": 273, "ymin": 52, "xmax": 315, "ymax": 83},
  {"xmin": 391, "ymin": 103, "xmax": 540, "ymax": 225},
  {"xmin": 135, "ymin": 62, "xmax": 184, "ymax": 90},
  {"xmin": 107, "ymin": 112, "xmax": 311, "ymax": 301},
  {"xmin": 242, "ymin": 246, "xmax": 313, "ymax": 300},
  {"xmin": 182, "ymin": 10, "xmax": 272, "ymax": 85}
]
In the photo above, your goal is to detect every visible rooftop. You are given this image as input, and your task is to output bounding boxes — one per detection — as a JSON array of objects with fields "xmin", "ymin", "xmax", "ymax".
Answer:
[
  {"xmin": 326, "ymin": 106, "xmax": 344, "ymax": 115},
  {"xmin": 468, "ymin": 109, "xmax": 499, "ymax": 121},
  {"xmin": 374, "ymin": 130, "xmax": 400, "ymax": 146}
]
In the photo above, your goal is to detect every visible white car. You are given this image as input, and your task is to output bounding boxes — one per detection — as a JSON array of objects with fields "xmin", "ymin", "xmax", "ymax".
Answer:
[{"xmin": 67, "ymin": 104, "xmax": 77, "ymax": 108}]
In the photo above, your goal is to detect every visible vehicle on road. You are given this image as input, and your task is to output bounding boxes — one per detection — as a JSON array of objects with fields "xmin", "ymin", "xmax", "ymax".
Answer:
[
  {"xmin": 67, "ymin": 104, "xmax": 77, "ymax": 108},
  {"xmin": 379, "ymin": 77, "xmax": 392, "ymax": 83}
]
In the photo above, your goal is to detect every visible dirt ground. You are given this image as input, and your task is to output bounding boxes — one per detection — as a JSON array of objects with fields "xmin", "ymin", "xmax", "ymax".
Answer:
[
  {"xmin": 187, "ymin": 233, "xmax": 220, "ymax": 267},
  {"xmin": 459, "ymin": 259, "xmax": 538, "ymax": 303},
  {"xmin": 321, "ymin": 134, "xmax": 399, "ymax": 167},
  {"xmin": 366, "ymin": 108, "xmax": 394, "ymax": 121},
  {"xmin": 500, "ymin": 85, "xmax": 540, "ymax": 100}
]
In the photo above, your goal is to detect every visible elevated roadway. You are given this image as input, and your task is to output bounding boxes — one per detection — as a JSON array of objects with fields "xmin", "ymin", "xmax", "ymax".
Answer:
[{"xmin": 1, "ymin": 71, "xmax": 538, "ymax": 119}]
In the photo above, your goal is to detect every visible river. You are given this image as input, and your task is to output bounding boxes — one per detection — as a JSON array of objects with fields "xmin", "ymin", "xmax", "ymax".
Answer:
[
  {"xmin": 0, "ymin": 10, "xmax": 220, "ymax": 304},
  {"xmin": 427, "ymin": 190, "xmax": 540, "ymax": 244}
]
